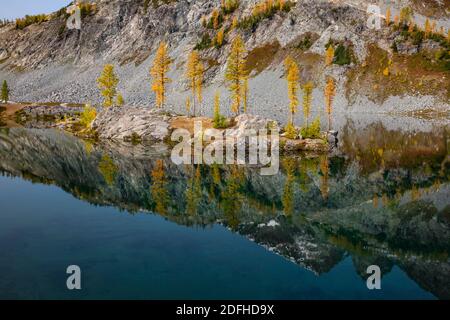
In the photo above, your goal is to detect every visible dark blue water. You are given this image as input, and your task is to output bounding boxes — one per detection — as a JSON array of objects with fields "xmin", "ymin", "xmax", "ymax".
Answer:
[{"xmin": 0, "ymin": 175, "xmax": 436, "ymax": 300}]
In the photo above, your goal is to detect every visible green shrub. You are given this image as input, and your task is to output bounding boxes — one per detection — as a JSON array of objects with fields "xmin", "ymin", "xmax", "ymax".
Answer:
[
  {"xmin": 284, "ymin": 122, "xmax": 297, "ymax": 139},
  {"xmin": 194, "ymin": 33, "xmax": 212, "ymax": 50},
  {"xmin": 301, "ymin": 117, "xmax": 321, "ymax": 139},
  {"xmin": 79, "ymin": 104, "xmax": 97, "ymax": 128},
  {"xmin": 334, "ymin": 44, "xmax": 352, "ymax": 65},
  {"xmin": 15, "ymin": 14, "xmax": 48, "ymax": 30},
  {"xmin": 221, "ymin": 0, "xmax": 240, "ymax": 15}
]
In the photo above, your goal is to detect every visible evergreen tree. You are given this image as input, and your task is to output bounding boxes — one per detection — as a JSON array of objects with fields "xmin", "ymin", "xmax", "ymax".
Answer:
[
  {"xmin": 150, "ymin": 42, "xmax": 172, "ymax": 108},
  {"xmin": 1, "ymin": 80, "xmax": 9, "ymax": 103},
  {"xmin": 225, "ymin": 35, "xmax": 248, "ymax": 115},
  {"xmin": 97, "ymin": 64, "xmax": 119, "ymax": 107}
]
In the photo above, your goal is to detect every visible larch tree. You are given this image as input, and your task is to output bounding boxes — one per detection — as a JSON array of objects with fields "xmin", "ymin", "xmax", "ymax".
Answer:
[
  {"xmin": 231, "ymin": 16, "xmax": 238, "ymax": 29},
  {"xmin": 284, "ymin": 56, "xmax": 299, "ymax": 126},
  {"xmin": 324, "ymin": 76, "xmax": 336, "ymax": 132},
  {"xmin": 196, "ymin": 62, "xmax": 204, "ymax": 107},
  {"xmin": 385, "ymin": 7, "xmax": 391, "ymax": 26},
  {"xmin": 243, "ymin": 78, "xmax": 249, "ymax": 113},
  {"xmin": 1, "ymin": 80, "xmax": 9, "ymax": 103},
  {"xmin": 225, "ymin": 35, "xmax": 248, "ymax": 115},
  {"xmin": 325, "ymin": 45, "xmax": 334, "ymax": 66},
  {"xmin": 186, "ymin": 50, "xmax": 204, "ymax": 116},
  {"xmin": 302, "ymin": 81, "xmax": 314, "ymax": 128},
  {"xmin": 150, "ymin": 42, "xmax": 172, "ymax": 108},
  {"xmin": 116, "ymin": 93, "xmax": 124, "ymax": 106},
  {"xmin": 424, "ymin": 18, "xmax": 431, "ymax": 37},
  {"xmin": 97, "ymin": 64, "xmax": 119, "ymax": 107},
  {"xmin": 212, "ymin": 9, "xmax": 220, "ymax": 29},
  {"xmin": 215, "ymin": 28, "xmax": 225, "ymax": 47},
  {"xmin": 186, "ymin": 96, "xmax": 191, "ymax": 115}
]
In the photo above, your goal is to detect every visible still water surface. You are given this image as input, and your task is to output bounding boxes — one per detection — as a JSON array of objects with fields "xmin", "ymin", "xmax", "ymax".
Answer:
[{"xmin": 0, "ymin": 114, "xmax": 448, "ymax": 299}]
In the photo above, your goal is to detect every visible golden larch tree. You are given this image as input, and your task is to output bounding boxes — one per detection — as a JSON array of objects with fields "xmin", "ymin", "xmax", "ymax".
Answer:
[
  {"xmin": 186, "ymin": 50, "xmax": 204, "ymax": 116},
  {"xmin": 385, "ymin": 7, "xmax": 391, "ymax": 26},
  {"xmin": 284, "ymin": 56, "xmax": 299, "ymax": 126},
  {"xmin": 302, "ymin": 81, "xmax": 314, "ymax": 128},
  {"xmin": 97, "ymin": 64, "xmax": 119, "ymax": 107},
  {"xmin": 215, "ymin": 28, "xmax": 225, "ymax": 47},
  {"xmin": 186, "ymin": 96, "xmax": 191, "ymax": 115},
  {"xmin": 116, "ymin": 93, "xmax": 124, "ymax": 106},
  {"xmin": 225, "ymin": 35, "xmax": 248, "ymax": 115},
  {"xmin": 196, "ymin": 62, "xmax": 204, "ymax": 108},
  {"xmin": 243, "ymin": 78, "xmax": 249, "ymax": 113},
  {"xmin": 231, "ymin": 16, "xmax": 238, "ymax": 29},
  {"xmin": 325, "ymin": 45, "xmax": 335, "ymax": 66},
  {"xmin": 424, "ymin": 18, "xmax": 431, "ymax": 37},
  {"xmin": 212, "ymin": 9, "xmax": 220, "ymax": 29},
  {"xmin": 324, "ymin": 76, "xmax": 336, "ymax": 131},
  {"xmin": 150, "ymin": 42, "xmax": 172, "ymax": 108}
]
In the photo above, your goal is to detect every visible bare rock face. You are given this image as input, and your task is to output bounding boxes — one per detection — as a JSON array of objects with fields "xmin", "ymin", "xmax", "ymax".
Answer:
[
  {"xmin": 92, "ymin": 106, "xmax": 173, "ymax": 142},
  {"xmin": 21, "ymin": 105, "xmax": 85, "ymax": 118},
  {"xmin": 226, "ymin": 114, "xmax": 279, "ymax": 138},
  {"xmin": 283, "ymin": 138, "xmax": 328, "ymax": 153}
]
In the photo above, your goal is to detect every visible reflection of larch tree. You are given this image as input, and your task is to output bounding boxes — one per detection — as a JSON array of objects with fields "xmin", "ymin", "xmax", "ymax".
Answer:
[
  {"xmin": 319, "ymin": 156, "xmax": 329, "ymax": 200},
  {"xmin": 98, "ymin": 154, "xmax": 118, "ymax": 186},
  {"xmin": 185, "ymin": 166, "xmax": 202, "ymax": 216},
  {"xmin": 282, "ymin": 158, "xmax": 296, "ymax": 216},
  {"xmin": 150, "ymin": 160, "xmax": 170, "ymax": 215},
  {"xmin": 221, "ymin": 166, "xmax": 243, "ymax": 229}
]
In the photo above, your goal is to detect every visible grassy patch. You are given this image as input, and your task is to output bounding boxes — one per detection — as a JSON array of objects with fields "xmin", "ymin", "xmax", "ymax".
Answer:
[
  {"xmin": 246, "ymin": 41, "xmax": 280, "ymax": 75},
  {"xmin": 346, "ymin": 44, "xmax": 450, "ymax": 104}
]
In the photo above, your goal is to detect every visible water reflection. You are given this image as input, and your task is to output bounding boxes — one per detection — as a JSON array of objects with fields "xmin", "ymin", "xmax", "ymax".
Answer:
[{"xmin": 0, "ymin": 118, "xmax": 449, "ymax": 299}]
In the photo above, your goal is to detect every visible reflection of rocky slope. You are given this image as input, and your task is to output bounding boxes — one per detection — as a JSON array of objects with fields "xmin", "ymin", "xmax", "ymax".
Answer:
[{"xmin": 0, "ymin": 126, "xmax": 449, "ymax": 298}]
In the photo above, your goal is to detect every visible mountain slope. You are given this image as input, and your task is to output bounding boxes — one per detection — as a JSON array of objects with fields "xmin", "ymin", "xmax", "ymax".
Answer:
[{"xmin": 0, "ymin": 0, "xmax": 448, "ymax": 121}]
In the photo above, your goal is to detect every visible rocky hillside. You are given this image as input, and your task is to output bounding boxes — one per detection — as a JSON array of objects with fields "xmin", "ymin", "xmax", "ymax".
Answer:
[{"xmin": 0, "ymin": 0, "xmax": 449, "ymax": 122}]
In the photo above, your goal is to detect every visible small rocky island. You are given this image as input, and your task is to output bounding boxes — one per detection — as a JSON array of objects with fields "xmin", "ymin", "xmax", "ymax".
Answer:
[
  {"xmin": 3, "ymin": 103, "xmax": 336, "ymax": 155},
  {"xmin": 91, "ymin": 106, "xmax": 334, "ymax": 154}
]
